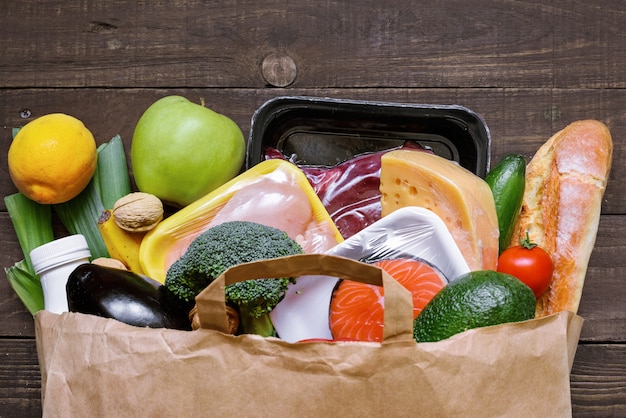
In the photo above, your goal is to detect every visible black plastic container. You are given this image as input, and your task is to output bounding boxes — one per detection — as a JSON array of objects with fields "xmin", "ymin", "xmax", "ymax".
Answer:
[{"xmin": 246, "ymin": 96, "xmax": 491, "ymax": 177}]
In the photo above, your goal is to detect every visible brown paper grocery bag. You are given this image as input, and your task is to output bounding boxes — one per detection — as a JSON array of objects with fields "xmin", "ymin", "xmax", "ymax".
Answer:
[{"xmin": 35, "ymin": 254, "xmax": 583, "ymax": 417}]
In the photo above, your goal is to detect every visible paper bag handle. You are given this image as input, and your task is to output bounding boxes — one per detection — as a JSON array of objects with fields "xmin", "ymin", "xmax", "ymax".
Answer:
[{"xmin": 195, "ymin": 253, "xmax": 415, "ymax": 343}]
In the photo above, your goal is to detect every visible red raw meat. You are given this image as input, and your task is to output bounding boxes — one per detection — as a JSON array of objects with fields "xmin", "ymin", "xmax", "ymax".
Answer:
[{"xmin": 264, "ymin": 142, "xmax": 430, "ymax": 238}]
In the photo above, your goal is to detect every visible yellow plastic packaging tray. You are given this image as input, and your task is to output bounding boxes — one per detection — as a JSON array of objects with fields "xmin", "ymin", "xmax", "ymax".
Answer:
[{"xmin": 140, "ymin": 159, "xmax": 344, "ymax": 283}]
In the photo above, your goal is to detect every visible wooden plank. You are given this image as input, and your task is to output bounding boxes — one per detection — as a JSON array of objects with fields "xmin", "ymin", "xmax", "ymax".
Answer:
[
  {"xmin": 1, "ymin": 88, "xmax": 625, "ymax": 212},
  {"xmin": 0, "ymin": 338, "xmax": 624, "ymax": 417},
  {"xmin": 576, "ymin": 216, "xmax": 626, "ymax": 343},
  {"xmin": 1, "ymin": 1, "xmax": 625, "ymax": 89},
  {"xmin": 0, "ymin": 339, "xmax": 41, "ymax": 418},
  {"xmin": 571, "ymin": 344, "xmax": 626, "ymax": 416},
  {"xmin": 2, "ymin": 212, "xmax": 625, "ymax": 341}
]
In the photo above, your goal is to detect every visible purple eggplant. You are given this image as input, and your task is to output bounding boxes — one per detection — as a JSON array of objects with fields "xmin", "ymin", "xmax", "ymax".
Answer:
[{"xmin": 66, "ymin": 264, "xmax": 192, "ymax": 330}]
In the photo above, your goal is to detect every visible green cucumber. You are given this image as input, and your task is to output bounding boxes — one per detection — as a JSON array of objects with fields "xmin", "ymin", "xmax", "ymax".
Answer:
[{"xmin": 485, "ymin": 154, "xmax": 526, "ymax": 254}]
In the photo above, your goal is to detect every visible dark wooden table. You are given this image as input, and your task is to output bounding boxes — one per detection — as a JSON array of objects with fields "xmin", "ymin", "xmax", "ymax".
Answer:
[{"xmin": 2, "ymin": 1, "xmax": 625, "ymax": 416}]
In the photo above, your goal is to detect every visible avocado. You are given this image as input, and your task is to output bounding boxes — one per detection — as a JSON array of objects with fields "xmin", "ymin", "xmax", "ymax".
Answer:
[{"xmin": 413, "ymin": 270, "xmax": 536, "ymax": 343}]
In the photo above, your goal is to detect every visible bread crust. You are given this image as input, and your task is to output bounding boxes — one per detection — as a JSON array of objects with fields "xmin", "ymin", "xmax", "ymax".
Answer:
[{"xmin": 510, "ymin": 120, "xmax": 612, "ymax": 317}]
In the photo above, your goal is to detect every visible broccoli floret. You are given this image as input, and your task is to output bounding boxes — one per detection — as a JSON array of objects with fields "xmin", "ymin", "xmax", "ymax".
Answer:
[
  {"xmin": 224, "ymin": 277, "xmax": 295, "ymax": 337},
  {"xmin": 164, "ymin": 220, "xmax": 303, "ymax": 336}
]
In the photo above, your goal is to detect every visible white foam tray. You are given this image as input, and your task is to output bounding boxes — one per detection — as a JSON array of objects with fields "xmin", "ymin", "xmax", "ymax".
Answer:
[{"xmin": 271, "ymin": 206, "xmax": 470, "ymax": 342}]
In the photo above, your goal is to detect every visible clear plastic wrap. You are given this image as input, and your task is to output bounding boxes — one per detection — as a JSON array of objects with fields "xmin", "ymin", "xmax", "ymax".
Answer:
[
  {"xmin": 264, "ymin": 142, "xmax": 430, "ymax": 238},
  {"xmin": 327, "ymin": 206, "xmax": 470, "ymax": 278},
  {"xmin": 271, "ymin": 206, "xmax": 470, "ymax": 342},
  {"xmin": 140, "ymin": 159, "xmax": 344, "ymax": 283}
]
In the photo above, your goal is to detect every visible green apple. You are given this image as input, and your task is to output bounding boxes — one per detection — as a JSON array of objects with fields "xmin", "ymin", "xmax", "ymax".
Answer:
[{"xmin": 130, "ymin": 96, "xmax": 246, "ymax": 207}]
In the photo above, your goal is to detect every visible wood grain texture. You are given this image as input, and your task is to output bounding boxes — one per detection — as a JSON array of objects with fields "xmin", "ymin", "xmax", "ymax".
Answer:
[
  {"xmin": 571, "ymin": 345, "xmax": 626, "ymax": 416},
  {"xmin": 1, "ymin": 1, "xmax": 625, "ymax": 89},
  {"xmin": 1, "ymin": 0, "xmax": 625, "ymax": 415},
  {"xmin": 0, "ymin": 340, "xmax": 41, "ymax": 418}
]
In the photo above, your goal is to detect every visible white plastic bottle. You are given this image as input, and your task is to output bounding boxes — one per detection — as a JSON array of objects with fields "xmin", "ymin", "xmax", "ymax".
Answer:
[{"xmin": 30, "ymin": 234, "xmax": 92, "ymax": 314}]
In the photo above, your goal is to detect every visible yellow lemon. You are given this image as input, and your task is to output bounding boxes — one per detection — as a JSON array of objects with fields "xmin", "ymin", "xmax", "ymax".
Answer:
[{"xmin": 8, "ymin": 113, "xmax": 97, "ymax": 204}]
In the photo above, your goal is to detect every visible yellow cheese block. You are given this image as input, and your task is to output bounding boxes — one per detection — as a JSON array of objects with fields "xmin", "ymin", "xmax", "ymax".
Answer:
[{"xmin": 380, "ymin": 150, "xmax": 499, "ymax": 271}]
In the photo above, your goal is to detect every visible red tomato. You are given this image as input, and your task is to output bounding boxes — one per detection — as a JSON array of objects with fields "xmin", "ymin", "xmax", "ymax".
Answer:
[{"xmin": 497, "ymin": 234, "xmax": 554, "ymax": 297}]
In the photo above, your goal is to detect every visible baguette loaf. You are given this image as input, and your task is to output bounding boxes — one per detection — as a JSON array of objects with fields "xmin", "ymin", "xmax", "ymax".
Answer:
[{"xmin": 510, "ymin": 120, "xmax": 612, "ymax": 317}]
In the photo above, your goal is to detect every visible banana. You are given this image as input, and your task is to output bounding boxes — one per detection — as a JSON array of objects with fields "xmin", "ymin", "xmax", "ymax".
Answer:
[{"xmin": 97, "ymin": 209, "xmax": 146, "ymax": 275}]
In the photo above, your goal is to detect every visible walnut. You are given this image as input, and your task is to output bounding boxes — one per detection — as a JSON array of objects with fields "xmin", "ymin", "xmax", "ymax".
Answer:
[{"xmin": 113, "ymin": 192, "xmax": 163, "ymax": 232}]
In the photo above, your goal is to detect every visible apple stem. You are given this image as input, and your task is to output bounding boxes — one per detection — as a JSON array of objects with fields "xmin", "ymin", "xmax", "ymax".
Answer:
[{"xmin": 200, "ymin": 97, "xmax": 205, "ymax": 107}]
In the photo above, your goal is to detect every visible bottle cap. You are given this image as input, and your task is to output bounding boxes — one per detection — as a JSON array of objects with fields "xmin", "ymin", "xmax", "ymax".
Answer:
[{"xmin": 30, "ymin": 234, "xmax": 91, "ymax": 276}]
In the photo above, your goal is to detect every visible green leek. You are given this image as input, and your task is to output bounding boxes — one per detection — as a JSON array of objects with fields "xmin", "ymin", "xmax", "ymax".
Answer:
[
  {"xmin": 95, "ymin": 134, "xmax": 131, "ymax": 209},
  {"xmin": 4, "ymin": 192, "xmax": 54, "ymax": 314},
  {"xmin": 5, "ymin": 192, "xmax": 54, "ymax": 274},
  {"xmin": 53, "ymin": 176, "xmax": 109, "ymax": 259},
  {"xmin": 52, "ymin": 134, "xmax": 131, "ymax": 259},
  {"xmin": 5, "ymin": 260, "xmax": 45, "ymax": 315}
]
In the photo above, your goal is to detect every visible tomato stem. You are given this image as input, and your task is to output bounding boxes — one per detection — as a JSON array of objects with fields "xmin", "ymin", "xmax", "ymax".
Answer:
[{"xmin": 520, "ymin": 232, "xmax": 538, "ymax": 249}]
